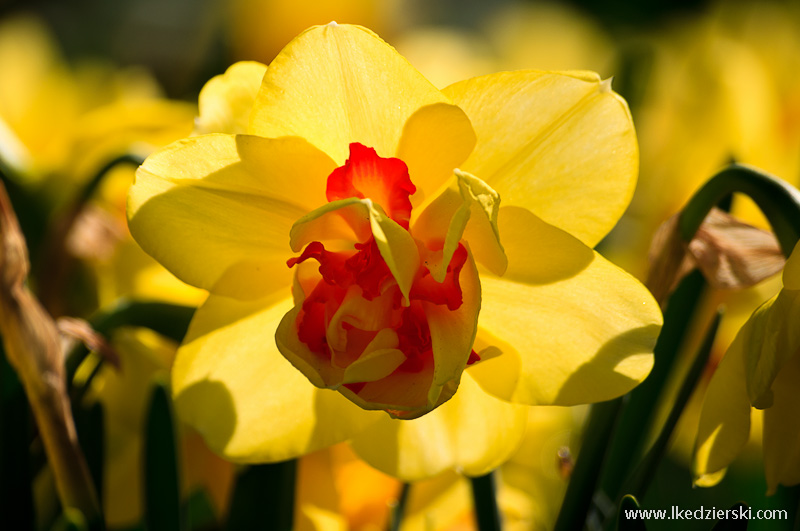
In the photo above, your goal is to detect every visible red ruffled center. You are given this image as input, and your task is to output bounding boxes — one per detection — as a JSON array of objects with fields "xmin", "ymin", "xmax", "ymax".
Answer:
[
  {"xmin": 326, "ymin": 143, "xmax": 416, "ymax": 229},
  {"xmin": 286, "ymin": 143, "xmax": 478, "ymax": 416}
]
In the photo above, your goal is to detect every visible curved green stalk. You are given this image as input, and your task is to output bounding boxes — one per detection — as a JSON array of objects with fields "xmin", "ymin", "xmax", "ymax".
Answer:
[{"xmin": 678, "ymin": 163, "xmax": 800, "ymax": 255}]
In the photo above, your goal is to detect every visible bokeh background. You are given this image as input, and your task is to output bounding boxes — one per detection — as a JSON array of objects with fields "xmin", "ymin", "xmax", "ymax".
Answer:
[{"xmin": 2, "ymin": 0, "xmax": 799, "ymax": 529}]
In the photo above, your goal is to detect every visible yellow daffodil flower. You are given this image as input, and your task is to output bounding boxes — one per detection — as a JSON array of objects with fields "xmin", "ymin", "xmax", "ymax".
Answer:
[
  {"xmin": 128, "ymin": 23, "xmax": 662, "ymax": 479},
  {"xmin": 694, "ymin": 240, "xmax": 800, "ymax": 493}
]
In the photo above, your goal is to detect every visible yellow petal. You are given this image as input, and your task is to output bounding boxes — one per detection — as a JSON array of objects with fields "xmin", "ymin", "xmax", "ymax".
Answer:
[
  {"xmin": 741, "ymin": 290, "xmax": 800, "ymax": 409},
  {"xmin": 763, "ymin": 352, "xmax": 800, "ymax": 494},
  {"xmin": 782, "ymin": 240, "xmax": 800, "ymax": 290},
  {"xmin": 329, "ymin": 444, "xmax": 402, "ymax": 529},
  {"xmin": 195, "ymin": 61, "xmax": 268, "ymax": 135},
  {"xmin": 400, "ymin": 472, "xmax": 472, "ymax": 531},
  {"xmin": 172, "ymin": 293, "xmax": 382, "ymax": 462},
  {"xmin": 349, "ymin": 372, "xmax": 527, "ymax": 480},
  {"xmin": 443, "ymin": 71, "xmax": 637, "ymax": 247},
  {"xmin": 396, "ymin": 102, "xmax": 476, "ymax": 205},
  {"xmin": 693, "ymin": 333, "xmax": 752, "ymax": 486},
  {"xmin": 128, "ymin": 134, "xmax": 336, "ymax": 299},
  {"xmin": 295, "ymin": 450, "xmax": 347, "ymax": 531},
  {"xmin": 70, "ymin": 98, "xmax": 196, "ymax": 182},
  {"xmin": 468, "ymin": 206, "xmax": 661, "ymax": 405},
  {"xmin": 249, "ymin": 23, "xmax": 450, "ymax": 165}
]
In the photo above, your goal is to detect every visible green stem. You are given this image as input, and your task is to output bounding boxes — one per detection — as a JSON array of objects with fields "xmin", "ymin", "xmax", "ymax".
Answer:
[
  {"xmin": 594, "ymin": 271, "xmax": 706, "ymax": 519},
  {"xmin": 554, "ymin": 398, "xmax": 624, "ymax": 531},
  {"xmin": 226, "ymin": 460, "xmax": 297, "ymax": 531},
  {"xmin": 145, "ymin": 381, "xmax": 184, "ymax": 531},
  {"xmin": 622, "ymin": 310, "xmax": 722, "ymax": 502},
  {"xmin": 66, "ymin": 299, "xmax": 196, "ymax": 390},
  {"xmin": 389, "ymin": 483, "xmax": 410, "ymax": 531},
  {"xmin": 470, "ymin": 472, "xmax": 502, "ymax": 531},
  {"xmin": 678, "ymin": 163, "xmax": 800, "ymax": 255}
]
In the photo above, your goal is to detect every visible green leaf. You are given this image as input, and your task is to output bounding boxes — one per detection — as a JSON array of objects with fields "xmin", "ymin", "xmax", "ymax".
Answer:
[
  {"xmin": 52, "ymin": 509, "xmax": 89, "ymax": 531},
  {"xmin": 184, "ymin": 488, "xmax": 217, "ymax": 530},
  {"xmin": 470, "ymin": 472, "xmax": 502, "ymax": 531},
  {"xmin": 554, "ymin": 397, "xmax": 624, "ymax": 531},
  {"xmin": 679, "ymin": 164, "xmax": 800, "ymax": 258},
  {"xmin": 144, "ymin": 380, "xmax": 183, "ymax": 531},
  {"xmin": 74, "ymin": 401, "xmax": 104, "ymax": 512},
  {"xmin": 594, "ymin": 270, "xmax": 706, "ymax": 521},
  {"xmin": 389, "ymin": 483, "xmax": 410, "ymax": 531},
  {"xmin": 622, "ymin": 309, "xmax": 723, "ymax": 501},
  {"xmin": 226, "ymin": 461, "xmax": 297, "ymax": 531}
]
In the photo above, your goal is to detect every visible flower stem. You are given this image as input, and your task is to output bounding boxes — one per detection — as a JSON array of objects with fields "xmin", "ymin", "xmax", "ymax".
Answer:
[
  {"xmin": 593, "ymin": 270, "xmax": 706, "ymax": 522},
  {"xmin": 227, "ymin": 460, "xmax": 297, "ymax": 530},
  {"xmin": 554, "ymin": 398, "xmax": 624, "ymax": 531},
  {"xmin": 678, "ymin": 163, "xmax": 800, "ymax": 256},
  {"xmin": 615, "ymin": 309, "xmax": 722, "ymax": 520},
  {"xmin": 145, "ymin": 380, "xmax": 184, "ymax": 531},
  {"xmin": 388, "ymin": 483, "xmax": 410, "ymax": 531},
  {"xmin": 470, "ymin": 471, "xmax": 502, "ymax": 531}
]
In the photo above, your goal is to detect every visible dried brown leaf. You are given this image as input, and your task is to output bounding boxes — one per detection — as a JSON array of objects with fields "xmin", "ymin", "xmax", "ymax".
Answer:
[{"xmin": 648, "ymin": 207, "xmax": 784, "ymax": 305}]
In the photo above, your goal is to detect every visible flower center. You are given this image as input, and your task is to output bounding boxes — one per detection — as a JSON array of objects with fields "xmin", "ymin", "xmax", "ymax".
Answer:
[{"xmin": 281, "ymin": 143, "xmax": 479, "ymax": 419}]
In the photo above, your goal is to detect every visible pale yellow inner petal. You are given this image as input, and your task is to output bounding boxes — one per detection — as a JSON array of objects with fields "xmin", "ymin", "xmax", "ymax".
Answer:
[
  {"xmin": 413, "ymin": 169, "xmax": 506, "ymax": 282},
  {"xmin": 195, "ymin": 61, "xmax": 268, "ymax": 135},
  {"xmin": 762, "ymin": 352, "xmax": 800, "ymax": 494}
]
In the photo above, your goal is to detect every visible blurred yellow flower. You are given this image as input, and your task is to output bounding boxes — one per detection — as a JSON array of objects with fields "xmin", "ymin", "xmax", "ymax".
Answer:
[
  {"xmin": 610, "ymin": 1, "xmax": 800, "ymax": 280},
  {"xmin": 128, "ymin": 23, "xmax": 661, "ymax": 479},
  {"xmin": 295, "ymin": 406, "xmax": 580, "ymax": 531},
  {"xmin": 295, "ymin": 444, "xmax": 401, "ymax": 531},
  {"xmin": 0, "ymin": 14, "xmax": 208, "ymax": 312},
  {"xmin": 694, "ymin": 240, "xmax": 800, "ymax": 493},
  {"xmin": 600, "ymin": 0, "xmax": 800, "ymax": 468},
  {"xmin": 80, "ymin": 328, "xmax": 233, "ymax": 527},
  {"xmin": 0, "ymin": 15, "xmax": 194, "ymax": 186},
  {"xmin": 394, "ymin": 1, "xmax": 615, "ymax": 90},
  {"xmin": 0, "ymin": 15, "xmax": 224, "ymax": 526}
]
